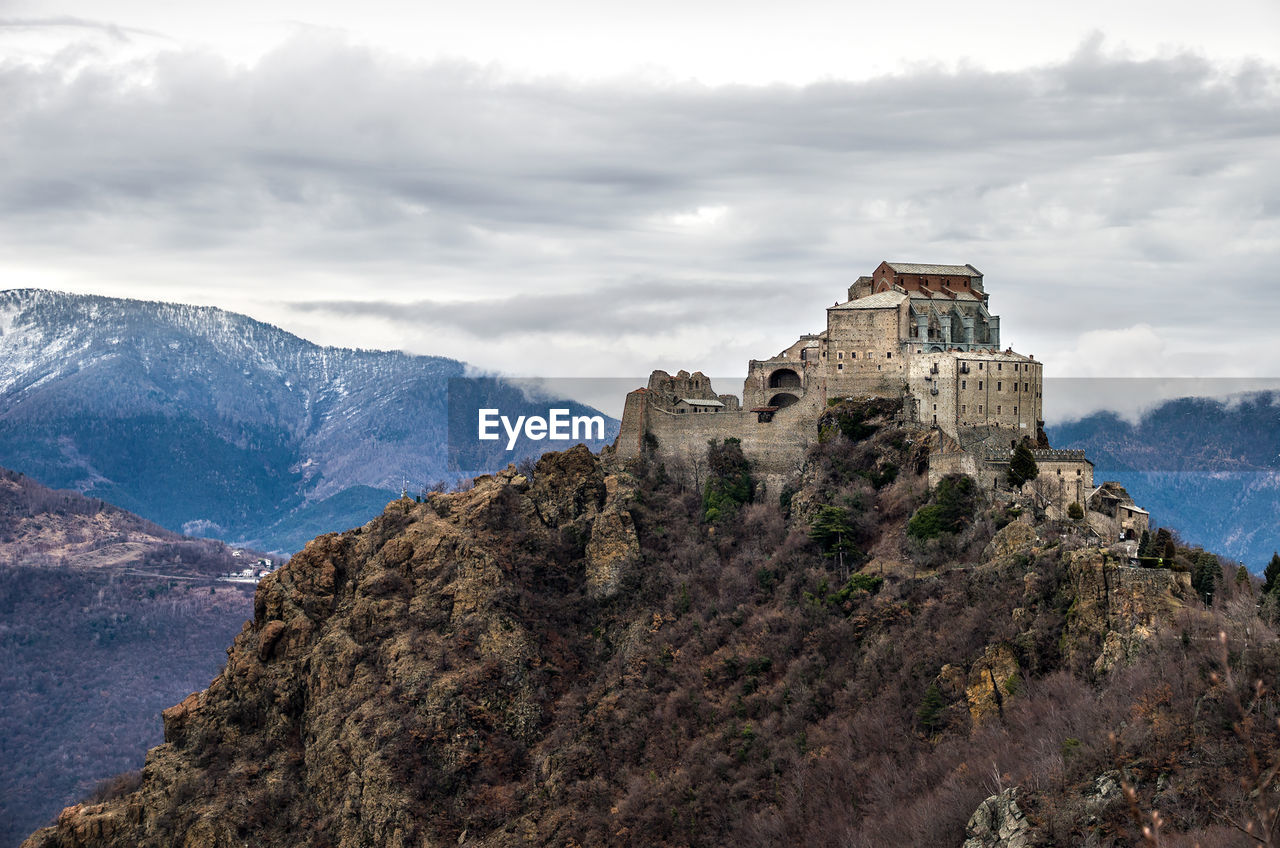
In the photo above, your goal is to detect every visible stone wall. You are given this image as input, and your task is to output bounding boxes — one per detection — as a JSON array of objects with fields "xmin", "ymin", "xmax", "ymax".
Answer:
[
  {"xmin": 742, "ymin": 358, "xmax": 820, "ymax": 410},
  {"xmin": 615, "ymin": 381, "xmax": 823, "ymax": 494},
  {"xmin": 953, "ymin": 353, "xmax": 1042, "ymax": 434},
  {"xmin": 1029, "ymin": 453, "xmax": 1094, "ymax": 514}
]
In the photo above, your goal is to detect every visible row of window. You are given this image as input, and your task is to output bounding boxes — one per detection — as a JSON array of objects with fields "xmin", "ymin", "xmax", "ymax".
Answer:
[
  {"xmin": 959, "ymin": 379, "xmax": 1032, "ymax": 392},
  {"xmin": 966, "ymin": 361, "xmax": 1033, "ymax": 371},
  {"xmin": 946, "ymin": 404, "xmax": 1018, "ymax": 415},
  {"xmin": 834, "ymin": 350, "xmax": 893, "ymax": 360}
]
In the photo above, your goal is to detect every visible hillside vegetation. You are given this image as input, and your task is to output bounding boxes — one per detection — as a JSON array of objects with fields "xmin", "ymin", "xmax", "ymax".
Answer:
[{"xmin": 22, "ymin": 402, "xmax": 1280, "ymax": 848}]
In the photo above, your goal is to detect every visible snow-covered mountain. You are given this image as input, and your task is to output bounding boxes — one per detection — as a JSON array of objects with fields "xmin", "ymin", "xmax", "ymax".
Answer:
[{"xmin": 0, "ymin": 289, "xmax": 614, "ymax": 551}]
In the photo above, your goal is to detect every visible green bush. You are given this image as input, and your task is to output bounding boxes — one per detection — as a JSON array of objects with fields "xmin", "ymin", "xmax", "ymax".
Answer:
[{"xmin": 907, "ymin": 475, "xmax": 978, "ymax": 541}]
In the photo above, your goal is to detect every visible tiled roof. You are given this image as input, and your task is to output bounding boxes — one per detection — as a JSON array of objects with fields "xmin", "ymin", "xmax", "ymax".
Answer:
[
  {"xmin": 886, "ymin": 262, "xmax": 982, "ymax": 277},
  {"xmin": 680, "ymin": 398, "xmax": 724, "ymax": 407},
  {"xmin": 830, "ymin": 290, "xmax": 907, "ymax": 310}
]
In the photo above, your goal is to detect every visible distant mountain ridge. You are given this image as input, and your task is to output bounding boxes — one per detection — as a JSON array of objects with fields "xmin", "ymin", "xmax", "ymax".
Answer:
[
  {"xmin": 0, "ymin": 289, "xmax": 614, "ymax": 551},
  {"xmin": 1047, "ymin": 392, "xmax": 1280, "ymax": 569},
  {"xmin": 0, "ymin": 465, "xmax": 260, "ymax": 574}
]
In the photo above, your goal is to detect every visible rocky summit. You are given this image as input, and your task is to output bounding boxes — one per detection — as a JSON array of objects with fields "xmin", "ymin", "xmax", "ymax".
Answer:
[{"xmin": 20, "ymin": 402, "xmax": 1280, "ymax": 847}]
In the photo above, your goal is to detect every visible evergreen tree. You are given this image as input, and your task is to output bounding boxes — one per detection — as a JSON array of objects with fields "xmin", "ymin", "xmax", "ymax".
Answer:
[
  {"xmin": 810, "ymin": 506, "xmax": 858, "ymax": 576},
  {"xmin": 915, "ymin": 682, "xmax": 947, "ymax": 734},
  {"xmin": 1263, "ymin": 552, "xmax": 1280, "ymax": 596},
  {"xmin": 1236, "ymin": 565, "xmax": 1252, "ymax": 594},
  {"xmin": 1192, "ymin": 552, "xmax": 1220, "ymax": 605},
  {"xmin": 1007, "ymin": 441, "xmax": 1039, "ymax": 488},
  {"xmin": 1137, "ymin": 530, "xmax": 1151, "ymax": 558},
  {"xmin": 702, "ymin": 438, "xmax": 755, "ymax": 523}
]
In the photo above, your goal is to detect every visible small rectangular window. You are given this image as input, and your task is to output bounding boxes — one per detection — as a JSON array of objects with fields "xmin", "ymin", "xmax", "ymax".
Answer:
[
  {"xmin": 886, "ymin": 352, "xmax": 892, "ymax": 359},
  {"xmin": 838, "ymin": 351, "xmax": 843, "ymax": 359},
  {"xmin": 837, "ymin": 363, "xmax": 844, "ymax": 370},
  {"xmin": 979, "ymin": 363, "xmax": 984, "ymax": 370},
  {"xmin": 997, "ymin": 405, "xmax": 1002, "ymax": 413},
  {"xmin": 979, "ymin": 380, "xmax": 983, "ymax": 390},
  {"xmin": 998, "ymin": 363, "xmax": 1002, "ymax": 371},
  {"xmin": 962, "ymin": 404, "xmax": 966, "ymax": 413},
  {"xmin": 978, "ymin": 405, "xmax": 983, "ymax": 413},
  {"xmin": 997, "ymin": 381, "xmax": 1002, "ymax": 391},
  {"xmin": 961, "ymin": 380, "xmax": 966, "ymax": 389}
]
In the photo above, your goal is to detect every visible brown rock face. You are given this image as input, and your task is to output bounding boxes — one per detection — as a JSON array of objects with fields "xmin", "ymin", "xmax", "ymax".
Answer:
[
  {"xmin": 584, "ymin": 509, "xmax": 639, "ymax": 599},
  {"xmin": 982, "ymin": 522, "xmax": 1038, "ymax": 562},
  {"xmin": 1060, "ymin": 549, "xmax": 1193, "ymax": 675},
  {"xmin": 965, "ymin": 643, "xmax": 1021, "ymax": 724},
  {"xmin": 22, "ymin": 448, "xmax": 633, "ymax": 848}
]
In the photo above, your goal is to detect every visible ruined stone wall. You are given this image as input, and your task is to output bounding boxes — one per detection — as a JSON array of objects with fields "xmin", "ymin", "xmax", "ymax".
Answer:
[
  {"xmin": 742, "ymin": 359, "xmax": 820, "ymax": 410},
  {"xmin": 615, "ymin": 383, "xmax": 822, "ymax": 494},
  {"xmin": 927, "ymin": 447, "xmax": 981, "ymax": 487},
  {"xmin": 616, "ymin": 388, "xmax": 651, "ymax": 458}
]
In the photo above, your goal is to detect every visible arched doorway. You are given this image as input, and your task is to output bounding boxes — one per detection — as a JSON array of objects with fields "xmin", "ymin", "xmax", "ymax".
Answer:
[{"xmin": 768, "ymin": 392, "xmax": 799, "ymax": 408}]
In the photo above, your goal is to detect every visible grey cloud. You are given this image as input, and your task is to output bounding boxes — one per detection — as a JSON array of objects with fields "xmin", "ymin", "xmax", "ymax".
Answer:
[
  {"xmin": 0, "ymin": 16, "xmax": 164, "ymax": 40},
  {"xmin": 0, "ymin": 33, "xmax": 1277, "ymax": 377},
  {"xmin": 291, "ymin": 277, "xmax": 809, "ymax": 338}
]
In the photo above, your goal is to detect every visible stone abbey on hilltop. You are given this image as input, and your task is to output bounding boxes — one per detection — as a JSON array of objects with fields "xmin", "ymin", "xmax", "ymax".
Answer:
[{"xmin": 616, "ymin": 261, "xmax": 1149, "ymax": 541}]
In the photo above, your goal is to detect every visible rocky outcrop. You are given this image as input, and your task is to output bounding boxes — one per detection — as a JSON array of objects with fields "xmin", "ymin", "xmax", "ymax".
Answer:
[
  {"xmin": 1061, "ymin": 548, "xmax": 1193, "ymax": 675},
  {"xmin": 982, "ymin": 522, "xmax": 1038, "ymax": 561},
  {"xmin": 21, "ymin": 447, "xmax": 624, "ymax": 848},
  {"xmin": 963, "ymin": 788, "xmax": 1033, "ymax": 848},
  {"xmin": 965, "ymin": 643, "xmax": 1021, "ymax": 724},
  {"xmin": 584, "ymin": 508, "xmax": 639, "ymax": 599}
]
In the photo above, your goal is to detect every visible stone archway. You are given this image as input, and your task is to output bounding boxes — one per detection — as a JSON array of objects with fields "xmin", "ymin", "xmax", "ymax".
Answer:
[
  {"xmin": 768, "ymin": 392, "xmax": 799, "ymax": 408},
  {"xmin": 768, "ymin": 368, "xmax": 801, "ymax": 389}
]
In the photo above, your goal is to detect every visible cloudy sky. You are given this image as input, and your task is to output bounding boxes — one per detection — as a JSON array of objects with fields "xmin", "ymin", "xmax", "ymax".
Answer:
[{"xmin": 2, "ymin": 1, "xmax": 1278, "ymax": 417}]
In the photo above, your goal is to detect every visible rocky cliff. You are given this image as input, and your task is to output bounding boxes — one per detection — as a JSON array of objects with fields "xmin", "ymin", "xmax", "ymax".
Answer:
[{"xmin": 20, "ymin": 418, "xmax": 1280, "ymax": 848}]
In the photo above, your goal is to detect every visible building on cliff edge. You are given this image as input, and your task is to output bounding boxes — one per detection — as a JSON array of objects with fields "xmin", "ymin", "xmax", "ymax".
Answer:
[{"xmin": 614, "ymin": 261, "xmax": 1148, "ymax": 542}]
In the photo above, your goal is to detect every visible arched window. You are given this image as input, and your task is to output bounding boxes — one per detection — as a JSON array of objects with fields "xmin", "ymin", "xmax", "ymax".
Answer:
[{"xmin": 768, "ymin": 369, "xmax": 801, "ymax": 389}]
